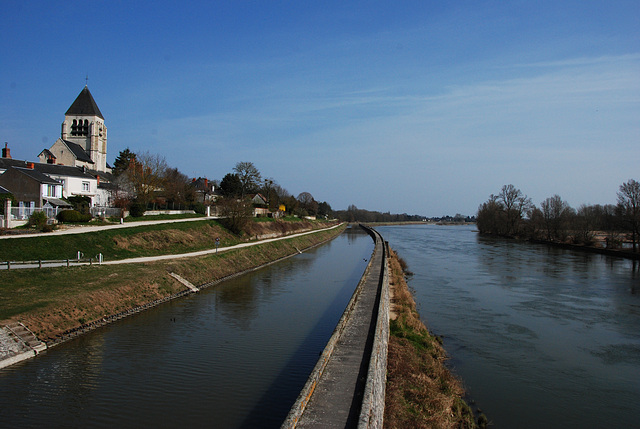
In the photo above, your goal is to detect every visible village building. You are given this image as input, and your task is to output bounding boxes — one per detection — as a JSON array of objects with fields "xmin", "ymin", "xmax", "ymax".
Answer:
[
  {"xmin": 38, "ymin": 86, "xmax": 110, "ymax": 173},
  {"xmin": 0, "ymin": 164, "xmax": 70, "ymax": 218}
]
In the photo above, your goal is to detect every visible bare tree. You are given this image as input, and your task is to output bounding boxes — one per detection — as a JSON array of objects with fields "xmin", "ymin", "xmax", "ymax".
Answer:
[
  {"xmin": 575, "ymin": 204, "xmax": 598, "ymax": 245},
  {"xmin": 233, "ymin": 161, "xmax": 262, "ymax": 198},
  {"xmin": 540, "ymin": 195, "xmax": 573, "ymax": 241},
  {"xmin": 498, "ymin": 184, "xmax": 532, "ymax": 236},
  {"xmin": 617, "ymin": 179, "xmax": 640, "ymax": 252},
  {"xmin": 163, "ymin": 167, "xmax": 195, "ymax": 209},
  {"xmin": 297, "ymin": 191, "xmax": 319, "ymax": 216},
  {"xmin": 122, "ymin": 151, "xmax": 169, "ymax": 205},
  {"xmin": 218, "ymin": 197, "xmax": 253, "ymax": 235}
]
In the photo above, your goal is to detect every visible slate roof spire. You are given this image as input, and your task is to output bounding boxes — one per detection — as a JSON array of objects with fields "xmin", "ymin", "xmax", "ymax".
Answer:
[{"xmin": 65, "ymin": 86, "xmax": 104, "ymax": 119}]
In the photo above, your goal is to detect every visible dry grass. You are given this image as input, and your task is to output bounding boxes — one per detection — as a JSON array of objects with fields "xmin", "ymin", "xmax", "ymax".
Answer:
[
  {"xmin": 1, "ymin": 223, "xmax": 345, "ymax": 341},
  {"xmin": 384, "ymin": 249, "xmax": 480, "ymax": 429}
]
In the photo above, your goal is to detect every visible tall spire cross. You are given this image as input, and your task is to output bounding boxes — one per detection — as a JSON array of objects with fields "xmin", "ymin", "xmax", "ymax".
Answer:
[{"xmin": 85, "ymin": 74, "xmax": 89, "ymax": 87}]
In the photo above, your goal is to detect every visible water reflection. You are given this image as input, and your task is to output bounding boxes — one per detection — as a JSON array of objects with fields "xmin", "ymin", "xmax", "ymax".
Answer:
[{"xmin": 0, "ymin": 228, "xmax": 374, "ymax": 429}]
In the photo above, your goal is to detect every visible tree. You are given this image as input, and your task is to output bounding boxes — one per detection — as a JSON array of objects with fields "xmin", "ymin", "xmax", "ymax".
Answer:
[
  {"xmin": 123, "ymin": 151, "xmax": 169, "ymax": 205},
  {"xmin": 476, "ymin": 195, "xmax": 505, "ymax": 235},
  {"xmin": 498, "ymin": 184, "xmax": 532, "ymax": 236},
  {"xmin": 220, "ymin": 173, "xmax": 243, "ymax": 198},
  {"xmin": 163, "ymin": 168, "xmax": 195, "ymax": 209},
  {"xmin": 112, "ymin": 148, "xmax": 136, "ymax": 177},
  {"xmin": 317, "ymin": 201, "xmax": 333, "ymax": 219},
  {"xmin": 218, "ymin": 197, "xmax": 253, "ymax": 235},
  {"xmin": 617, "ymin": 179, "xmax": 640, "ymax": 252},
  {"xmin": 573, "ymin": 204, "xmax": 604, "ymax": 245},
  {"xmin": 540, "ymin": 195, "xmax": 573, "ymax": 241},
  {"xmin": 233, "ymin": 161, "xmax": 261, "ymax": 198},
  {"xmin": 297, "ymin": 192, "xmax": 319, "ymax": 217}
]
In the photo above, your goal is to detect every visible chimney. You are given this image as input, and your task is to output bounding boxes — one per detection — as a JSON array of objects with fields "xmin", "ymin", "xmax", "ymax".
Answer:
[
  {"xmin": 96, "ymin": 175, "xmax": 100, "ymax": 185},
  {"xmin": 2, "ymin": 142, "xmax": 11, "ymax": 159},
  {"xmin": 192, "ymin": 178, "xmax": 196, "ymax": 182},
  {"xmin": 204, "ymin": 178, "xmax": 208, "ymax": 189},
  {"xmin": 27, "ymin": 162, "xmax": 34, "ymax": 169}
]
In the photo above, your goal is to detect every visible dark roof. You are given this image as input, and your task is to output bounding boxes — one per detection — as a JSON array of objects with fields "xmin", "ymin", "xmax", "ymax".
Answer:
[
  {"xmin": 34, "ymin": 163, "xmax": 96, "ymax": 179},
  {"xmin": 0, "ymin": 185, "xmax": 11, "ymax": 194},
  {"xmin": 98, "ymin": 181, "xmax": 118, "ymax": 190},
  {"xmin": 38, "ymin": 148, "xmax": 56, "ymax": 159},
  {"xmin": 86, "ymin": 168, "xmax": 115, "ymax": 182},
  {"xmin": 43, "ymin": 197, "xmax": 72, "ymax": 207},
  {"xmin": 65, "ymin": 86, "xmax": 104, "ymax": 119},
  {"xmin": 0, "ymin": 158, "xmax": 33, "ymax": 171},
  {"xmin": 13, "ymin": 167, "xmax": 62, "ymax": 185},
  {"xmin": 62, "ymin": 140, "xmax": 94, "ymax": 163}
]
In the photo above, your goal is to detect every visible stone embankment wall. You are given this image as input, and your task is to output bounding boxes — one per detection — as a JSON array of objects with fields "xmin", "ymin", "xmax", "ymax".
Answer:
[
  {"xmin": 281, "ymin": 228, "xmax": 380, "ymax": 428},
  {"xmin": 281, "ymin": 225, "xmax": 390, "ymax": 429},
  {"xmin": 357, "ymin": 228, "xmax": 390, "ymax": 429}
]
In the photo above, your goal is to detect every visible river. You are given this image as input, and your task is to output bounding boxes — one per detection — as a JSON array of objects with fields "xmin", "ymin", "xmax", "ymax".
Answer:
[
  {"xmin": 0, "ymin": 226, "xmax": 373, "ymax": 428},
  {"xmin": 377, "ymin": 224, "xmax": 639, "ymax": 429}
]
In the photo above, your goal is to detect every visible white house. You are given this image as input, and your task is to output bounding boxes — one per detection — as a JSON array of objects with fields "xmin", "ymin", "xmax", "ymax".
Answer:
[{"xmin": 34, "ymin": 163, "xmax": 98, "ymax": 204}]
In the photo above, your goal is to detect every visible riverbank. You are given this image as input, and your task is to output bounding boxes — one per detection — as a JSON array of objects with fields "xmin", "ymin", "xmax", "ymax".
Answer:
[
  {"xmin": 384, "ymin": 249, "xmax": 484, "ymax": 429},
  {"xmin": 0, "ymin": 221, "xmax": 346, "ymax": 348},
  {"xmin": 478, "ymin": 231, "xmax": 639, "ymax": 261}
]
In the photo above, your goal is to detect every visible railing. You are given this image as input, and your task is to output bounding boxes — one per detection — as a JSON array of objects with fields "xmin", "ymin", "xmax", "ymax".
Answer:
[
  {"xmin": 1, "ymin": 253, "xmax": 104, "ymax": 270},
  {"xmin": 4, "ymin": 206, "xmax": 63, "ymax": 220}
]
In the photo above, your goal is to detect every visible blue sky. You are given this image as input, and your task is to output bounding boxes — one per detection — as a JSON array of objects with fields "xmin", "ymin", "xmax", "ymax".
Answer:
[{"xmin": 1, "ymin": 1, "xmax": 638, "ymax": 216}]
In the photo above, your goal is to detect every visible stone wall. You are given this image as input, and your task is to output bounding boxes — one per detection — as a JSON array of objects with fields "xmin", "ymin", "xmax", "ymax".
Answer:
[{"xmin": 357, "ymin": 231, "xmax": 390, "ymax": 429}]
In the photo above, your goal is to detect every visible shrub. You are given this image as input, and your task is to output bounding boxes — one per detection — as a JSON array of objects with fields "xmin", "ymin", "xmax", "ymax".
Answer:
[
  {"xmin": 191, "ymin": 202, "xmax": 206, "ymax": 215},
  {"xmin": 66, "ymin": 196, "xmax": 91, "ymax": 215},
  {"xmin": 129, "ymin": 202, "xmax": 146, "ymax": 217},
  {"xmin": 28, "ymin": 211, "xmax": 48, "ymax": 229},
  {"xmin": 41, "ymin": 224, "xmax": 55, "ymax": 233},
  {"xmin": 57, "ymin": 209, "xmax": 92, "ymax": 223}
]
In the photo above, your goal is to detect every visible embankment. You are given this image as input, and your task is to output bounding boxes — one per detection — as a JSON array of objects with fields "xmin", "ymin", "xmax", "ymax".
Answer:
[
  {"xmin": 0, "ymin": 222, "xmax": 345, "ymax": 344},
  {"xmin": 384, "ymin": 249, "xmax": 484, "ymax": 429}
]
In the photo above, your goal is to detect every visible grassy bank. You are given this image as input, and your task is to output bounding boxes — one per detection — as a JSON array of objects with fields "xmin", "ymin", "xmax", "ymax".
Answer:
[
  {"xmin": 0, "ymin": 222, "xmax": 345, "ymax": 341},
  {"xmin": 0, "ymin": 218, "xmax": 335, "ymax": 262},
  {"xmin": 384, "ymin": 249, "xmax": 485, "ymax": 429}
]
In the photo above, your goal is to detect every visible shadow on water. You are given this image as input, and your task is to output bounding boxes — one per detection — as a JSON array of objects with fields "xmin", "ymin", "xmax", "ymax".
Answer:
[
  {"xmin": 241, "ymin": 230, "xmax": 376, "ymax": 429},
  {"xmin": 239, "ymin": 275, "xmax": 358, "ymax": 428}
]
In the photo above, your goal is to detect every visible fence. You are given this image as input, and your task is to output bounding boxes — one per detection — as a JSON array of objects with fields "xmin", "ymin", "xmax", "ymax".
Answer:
[
  {"xmin": 90, "ymin": 206, "xmax": 124, "ymax": 218},
  {"xmin": 5, "ymin": 206, "xmax": 63, "ymax": 220},
  {"xmin": 1, "ymin": 253, "xmax": 104, "ymax": 270}
]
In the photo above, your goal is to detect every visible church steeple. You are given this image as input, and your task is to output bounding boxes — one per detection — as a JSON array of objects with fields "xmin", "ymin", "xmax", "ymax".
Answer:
[
  {"xmin": 60, "ymin": 86, "xmax": 108, "ymax": 172},
  {"xmin": 65, "ymin": 86, "xmax": 104, "ymax": 119}
]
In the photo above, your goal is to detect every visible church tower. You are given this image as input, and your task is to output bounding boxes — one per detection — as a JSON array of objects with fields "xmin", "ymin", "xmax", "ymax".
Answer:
[{"xmin": 60, "ymin": 86, "xmax": 108, "ymax": 172}]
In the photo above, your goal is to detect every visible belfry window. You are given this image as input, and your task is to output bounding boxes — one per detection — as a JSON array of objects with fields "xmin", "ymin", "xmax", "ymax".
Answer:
[{"xmin": 70, "ymin": 119, "xmax": 89, "ymax": 136}]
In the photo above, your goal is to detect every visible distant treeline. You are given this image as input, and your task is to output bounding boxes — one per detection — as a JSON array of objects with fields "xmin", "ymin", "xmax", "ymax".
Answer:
[
  {"xmin": 333, "ymin": 205, "xmax": 425, "ymax": 223},
  {"xmin": 476, "ymin": 181, "xmax": 640, "ymax": 252}
]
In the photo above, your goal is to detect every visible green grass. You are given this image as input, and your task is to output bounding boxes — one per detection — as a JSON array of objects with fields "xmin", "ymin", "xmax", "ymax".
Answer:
[
  {"xmin": 390, "ymin": 317, "xmax": 437, "ymax": 353},
  {"xmin": 0, "ymin": 219, "xmax": 239, "ymax": 262},
  {"xmin": 0, "ymin": 218, "xmax": 337, "ymax": 263},
  {"xmin": 0, "ymin": 224, "xmax": 346, "ymax": 325}
]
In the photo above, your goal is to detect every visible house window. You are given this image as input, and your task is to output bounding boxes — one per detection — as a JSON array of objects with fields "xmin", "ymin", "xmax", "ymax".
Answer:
[
  {"xmin": 47, "ymin": 185, "xmax": 57, "ymax": 197},
  {"xmin": 82, "ymin": 181, "xmax": 90, "ymax": 192}
]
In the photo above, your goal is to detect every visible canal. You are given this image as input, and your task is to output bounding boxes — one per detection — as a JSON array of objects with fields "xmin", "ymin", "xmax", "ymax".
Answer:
[
  {"xmin": 0, "ymin": 226, "xmax": 374, "ymax": 428},
  {"xmin": 377, "ymin": 224, "xmax": 640, "ymax": 429}
]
